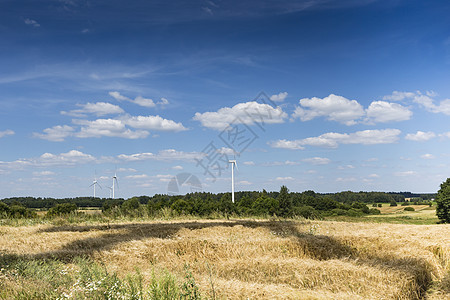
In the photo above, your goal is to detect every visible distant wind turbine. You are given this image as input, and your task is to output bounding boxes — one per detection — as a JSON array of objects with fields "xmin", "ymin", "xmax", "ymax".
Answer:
[
  {"xmin": 229, "ymin": 158, "xmax": 238, "ymax": 203},
  {"xmin": 108, "ymin": 186, "xmax": 113, "ymax": 198},
  {"xmin": 112, "ymin": 170, "xmax": 119, "ymax": 198},
  {"xmin": 89, "ymin": 174, "xmax": 102, "ymax": 198}
]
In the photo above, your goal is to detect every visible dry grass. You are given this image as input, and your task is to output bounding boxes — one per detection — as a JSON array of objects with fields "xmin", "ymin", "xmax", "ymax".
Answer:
[{"xmin": 1, "ymin": 219, "xmax": 449, "ymax": 299}]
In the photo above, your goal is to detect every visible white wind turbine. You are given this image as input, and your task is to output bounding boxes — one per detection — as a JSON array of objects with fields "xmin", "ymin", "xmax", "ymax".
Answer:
[
  {"xmin": 112, "ymin": 171, "xmax": 119, "ymax": 198},
  {"xmin": 229, "ymin": 158, "xmax": 238, "ymax": 203},
  {"xmin": 89, "ymin": 174, "xmax": 102, "ymax": 198},
  {"xmin": 108, "ymin": 186, "xmax": 113, "ymax": 198}
]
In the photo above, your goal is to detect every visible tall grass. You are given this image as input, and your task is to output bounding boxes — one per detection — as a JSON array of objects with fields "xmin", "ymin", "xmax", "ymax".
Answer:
[{"xmin": 0, "ymin": 256, "xmax": 201, "ymax": 299}]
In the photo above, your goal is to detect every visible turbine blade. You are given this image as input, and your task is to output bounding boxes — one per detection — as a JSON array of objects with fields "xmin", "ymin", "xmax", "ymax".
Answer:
[
  {"xmin": 235, "ymin": 161, "xmax": 238, "ymax": 171},
  {"xmin": 115, "ymin": 177, "xmax": 119, "ymax": 189},
  {"xmin": 97, "ymin": 182, "xmax": 102, "ymax": 189}
]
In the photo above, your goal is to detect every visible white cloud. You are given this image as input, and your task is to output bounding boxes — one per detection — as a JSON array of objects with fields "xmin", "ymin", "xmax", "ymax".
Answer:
[
  {"xmin": 275, "ymin": 176, "xmax": 294, "ymax": 181},
  {"xmin": 61, "ymin": 102, "xmax": 124, "ymax": 117},
  {"xmin": 262, "ymin": 160, "xmax": 301, "ymax": 166},
  {"xmin": 24, "ymin": 18, "xmax": 40, "ymax": 27},
  {"xmin": 336, "ymin": 177, "xmax": 357, "ymax": 182},
  {"xmin": 338, "ymin": 164, "xmax": 355, "ymax": 169},
  {"xmin": 365, "ymin": 101, "xmax": 412, "ymax": 123},
  {"xmin": 33, "ymin": 171, "xmax": 55, "ymax": 176},
  {"xmin": 3, "ymin": 150, "xmax": 96, "ymax": 170},
  {"xmin": 0, "ymin": 130, "xmax": 15, "ymax": 138},
  {"xmin": 382, "ymin": 91, "xmax": 416, "ymax": 101},
  {"xmin": 243, "ymin": 161, "xmax": 255, "ymax": 165},
  {"xmin": 126, "ymin": 174, "xmax": 148, "ymax": 179},
  {"xmin": 158, "ymin": 98, "xmax": 169, "ymax": 105},
  {"xmin": 74, "ymin": 119, "xmax": 149, "ymax": 139},
  {"xmin": 123, "ymin": 115, "xmax": 187, "ymax": 132},
  {"xmin": 387, "ymin": 90, "xmax": 450, "ymax": 116},
  {"xmin": 33, "ymin": 125, "xmax": 75, "ymax": 142},
  {"xmin": 292, "ymin": 94, "xmax": 365, "ymax": 125},
  {"xmin": 368, "ymin": 173, "xmax": 379, "ymax": 178},
  {"xmin": 118, "ymin": 149, "xmax": 203, "ymax": 162},
  {"xmin": 394, "ymin": 171, "xmax": 418, "ymax": 177},
  {"xmin": 270, "ymin": 129, "xmax": 401, "ymax": 149},
  {"xmin": 109, "ymin": 91, "xmax": 157, "ymax": 108},
  {"xmin": 405, "ymin": 131, "xmax": 436, "ymax": 142},
  {"xmin": 193, "ymin": 101, "xmax": 287, "ymax": 130},
  {"xmin": 216, "ymin": 147, "xmax": 236, "ymax": 155},
  {"xmin": 172, "ymin": 165, "xmax": 184, "ymax": 170},
  {"xmin": 238, "ymin": 180, "xmax": 252, "ymax": 185},
  {"xmin": 270, "ymin": 92, "xmax": 288, "ymax": 102},
  {"xmin": 302, "ymin": 157, "xmax": 331, "ymax": 165},
  {"xmin": 420, "ymin": 153, "xmax": 435, "ymax": 159}
]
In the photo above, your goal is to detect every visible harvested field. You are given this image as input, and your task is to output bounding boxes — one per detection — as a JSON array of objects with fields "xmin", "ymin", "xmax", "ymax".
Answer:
[{"xmin": 1, "ymin": 219, "xmax": 449, "ymax": 299}]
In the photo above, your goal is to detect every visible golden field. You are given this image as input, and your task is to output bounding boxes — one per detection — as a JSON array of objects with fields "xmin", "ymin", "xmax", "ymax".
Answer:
[{"xmin": 0, "ymin": 219, "xmax": 449, "ymax": 299}]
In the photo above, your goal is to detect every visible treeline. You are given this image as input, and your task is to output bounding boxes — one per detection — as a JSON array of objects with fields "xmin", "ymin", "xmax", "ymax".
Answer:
[
  {"xmin": 0, "ymin": 191, "xmax": 435, "ymax": 209},
  {"xmin": 101, "ymin": 188, "xmax": 382, "ymax": 219},
  {"xmin": 0, "ymin": 189, "xmax": 436, "ymax": 220}
]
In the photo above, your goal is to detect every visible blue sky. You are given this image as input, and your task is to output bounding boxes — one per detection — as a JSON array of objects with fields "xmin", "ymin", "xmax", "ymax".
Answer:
[{"xmin": 1, "ymin": 0, "xmax": 450, "ymax": 198}]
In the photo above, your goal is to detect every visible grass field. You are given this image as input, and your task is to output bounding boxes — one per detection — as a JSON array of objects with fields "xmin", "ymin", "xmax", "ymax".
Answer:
[{"xmin": 1, "ymin": 218, "xmax": 449, "ymax": 299}]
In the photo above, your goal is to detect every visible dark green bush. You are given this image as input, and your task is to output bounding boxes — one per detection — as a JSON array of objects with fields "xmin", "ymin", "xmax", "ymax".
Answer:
[
  {"xmin": 369, "ymin": 208, "xmax": 381, "ymax": 215},
  {"xmin": 292, "ymin": 206, "xmax": 320, "ymax": 219},
  {"xmin": 404, "ymin": 206, "xmax": 415, "ymax": 211},
  {"xmin": 47, "ymin": 203, "xmax": 77, "ymax": 217}
]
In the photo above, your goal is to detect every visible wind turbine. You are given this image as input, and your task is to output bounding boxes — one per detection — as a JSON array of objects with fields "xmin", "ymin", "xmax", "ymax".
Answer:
[
  {"xmin": 108, "ymin": 186, "xmax": 113, "ymax": 198},
  {"xmin": 112, "ymin": 171, "xmax": 119, "ymax": 198},
  {"xmin": 89, "ymin": 174, "xmax": 102, "ymax": 198},
  {"xmin": 229, "ymin": 158, "xmax": 238, "ymax": 203}
]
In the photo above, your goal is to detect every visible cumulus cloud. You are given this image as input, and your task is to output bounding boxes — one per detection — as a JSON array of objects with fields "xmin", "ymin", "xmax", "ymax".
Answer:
[
  {"xmin": 385, "ymin": 90, "xmax": 450, "ymax": 116},
  {"xmin": 275, "ymin": 176, "xmax": 294, "ymax": 181},
  {"xmin": 365, "ymin": 101, "xmax": 412, "ymax": 123},
  {"xmin": 302, "ymin": 157, "xmax": 331, "ymax": 165},
  {"xmin": 421, "ymin": 153, "xmax": 435, "ymax": 159},
  {"xmin": 172, "ymin": 165, "xmax": 184, "ymax": 170},
  {"xmin": 292, "ymin": 94, "xmax": 365, "ymax": 125},
  {"xmin": 405, "ymin": 131, "xmax": 436, "ymax": 142},
  {"xmin": 61, "ymin": 102, "xmax": 124, "ymax": 117},
  {"xmin": 382, "ymin": 91, "xmax": 416, "ymax": 101},
  {"xmin": 74, "ymin": 119, "xmax": 149, "ymax": 139},
  {"xmin": 193, "ymin": 101, "xmax": 287, "ymax": 130},
  {"xmin": 0, "ymin": 129, "xmax": 15, "ymax": 138},
  {"xmin": 243, "ymin": 161, "xmax": 255, "ymax": 165},
  {"xmin": 36, "ymin": 114, "xmax": 187, "ymax": 141},
  {"xmin": 125, "ymin": 174, "xmax": 148, "ymax": 179},
  {"xmin": 109, "ymin": 91, "xmax": 158, "ymax": 108},
  {"xmin": 270, "ymin": 92, "xmax": 288, "ymax": 102},
  {"xmin": 2, "ymin": 150, "xmax": 96, "ymax": 170},
  {"xmin": 123, "ymin": 115, "xmax": 187, "ymax": 131},
  {"xmin": 270, "ymin": 129, "xmax": 401, "ymax": 149},
  {"xmin": 394, "ymin": 171, "xmax": 418, "ymax": 177},
  {"xmin": 118, "ymin": 149, "xmax": 203, "ymax": 162},
  {"xmin": 33, "ymin": 125, "xmax": 75, "ymax": 142}
]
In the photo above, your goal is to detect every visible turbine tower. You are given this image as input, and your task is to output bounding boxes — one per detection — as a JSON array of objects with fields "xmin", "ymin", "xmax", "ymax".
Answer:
[
  {"xmin": 112, "ymin": 171, "xmax": 119, "ymax": 198},
  {"xmin": 89, "ymin": 175, "xmax": 102, "ymax": 198},
  {"xmin": 229, "ymin": 159, "xmax": 238, "ymax": 203}
]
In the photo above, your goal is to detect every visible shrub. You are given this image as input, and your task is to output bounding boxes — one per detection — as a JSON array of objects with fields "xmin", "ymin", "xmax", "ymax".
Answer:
[
  {"xmin": 404, "ymin": 207, "xmax": 415, "ymax": 211},
  {"xmin": 292, "ymin": 206, "xmax": 320, "ymax": 219},
  {"xmin": 47, "ymin": 203, "xmax": 77, "ymax": 217},
  {"xmin": 389, "ymin": 201, "xmax": 398, "ymax": 207},
  {"xmin": 378, "ymin": 203, "xmax": 382, "ymax": 208},
  {"xmin": 369, "ymin": 208, "xmax": 381, "ymax": 215}
]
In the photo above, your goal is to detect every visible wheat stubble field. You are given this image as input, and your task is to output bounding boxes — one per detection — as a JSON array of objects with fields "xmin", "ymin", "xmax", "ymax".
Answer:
[{"xmin": 0, "ymin": 219, "xmax": 449, "ymax": 299}]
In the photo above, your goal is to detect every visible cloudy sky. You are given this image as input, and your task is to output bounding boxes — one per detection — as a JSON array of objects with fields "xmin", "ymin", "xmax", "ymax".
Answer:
[{"xmin": 1, "ymin": 0, "xmax": 450, "ymax": 198}]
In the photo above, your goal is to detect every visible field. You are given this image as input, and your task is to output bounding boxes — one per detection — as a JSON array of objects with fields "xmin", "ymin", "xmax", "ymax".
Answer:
[{"xmin": 1, "ymin": 217, "xmax": 449, "ymax": 299}]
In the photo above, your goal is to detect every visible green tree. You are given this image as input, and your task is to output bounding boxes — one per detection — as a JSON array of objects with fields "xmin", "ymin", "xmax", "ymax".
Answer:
[
  {"xmin": 436, "ymin": 178, "xmax": 450, "ymax": 223},
  {"xmin": 277, "ymin": 185, "xmax": 292, "ymax": 217}
]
